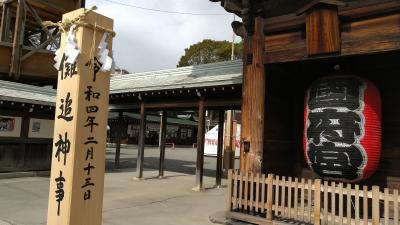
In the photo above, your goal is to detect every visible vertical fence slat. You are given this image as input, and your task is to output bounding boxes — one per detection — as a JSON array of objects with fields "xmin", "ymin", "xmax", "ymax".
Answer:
[
  {"xmin": 281, "ymin": 176, "xmax": 286, "ymax": 216},
  {"xmin": 347, "ymin": 184, "xmax": 352, "ymax": 225},
  {"xmin": 308, "ymin": 179, "xmax": 312, "ymax": 223},
  {"xmin": 261, "ymin": 174, "xmax": 266, "ymax": 213},
  {"xmin": 239, "ymin": 172, "xmax": 243, "ymax": 210},
  {"xmin": 315, "ymin": 179, "xmax": 321, "ymax": 225},
  {"xmin": 294, "ymin": 178, "xmax": 299, "ymax": 220},
  {"xmin": 225, "ymin": 173, "xmax": 400, "ymax": 225},
  {"xmin": 244, "ymin": 172, "xmax": 249, "ymax": 211},
  {"xmin": 331, "ymin": 182, "xmax": 336, "ymax": 225},
  {"xmin": 233, "ymin": 170, "xmax": 238, "ymax": 209},
  {"xmin": 275, "ymin": 176, "xmax": 279, "ymax": 216},
  {"xmin": 339, "ymin": 183, "xmax": 343, "ymax": 225},
  {"xmin": 384, "ymin": 188, "xmax": 389, "ymax": 225},
  {"xmin": 372, "ymin": 186, "xmax": 380, "ymax": 225},
  {"xmin": 250, "ymin": 173, "xmax": 254, "ymax": 212},
  {"xmin": 363, "ymin": 186, "xmax": 368, "ymax": 225},
  {"xmin": 301, "ymin": 178, "xmax": 305, "ymax": 221},
  {"xmin": 324, "ymin": 181, "xmax": 328, "ymax": 225},
  {"xmin": 355, "ymin": 185, "xmax": 360, "ymax": 225},
  {"xmin": 255, "ymin": 173, "xmax": 260, "ymax": 213},
  {"xmin": 267, "ymin": 174, "xmax": 273, "ymax": 220},
  {"xmin": 227, "ymin": 170, "xmax": 233, "ymax": 212},
  {"xmin": 288, "ymin": 177, "xmax": 292, "ymax": 218},
  {"xmin": 394, "ymin": 189, "xmax": 399, "ymax": 225}
]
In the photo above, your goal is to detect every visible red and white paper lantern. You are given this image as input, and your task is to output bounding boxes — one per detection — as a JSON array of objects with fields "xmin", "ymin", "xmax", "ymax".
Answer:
[{"xmin": 304, "ymin": 75, "xmax": 381, "ymax": 182}]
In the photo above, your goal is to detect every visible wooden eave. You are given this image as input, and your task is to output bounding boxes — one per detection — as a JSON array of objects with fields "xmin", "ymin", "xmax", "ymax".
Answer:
[
  {"xmin": 264, "ymin": 0, "xmax": 400, "ymax": 34},
  {"xmin": 263, "ymin": 0, "xmax": 400, "ymax": 64},
  {"xmin": 109, "ymin": 84, "xmax": 242, "ymax": 110}
]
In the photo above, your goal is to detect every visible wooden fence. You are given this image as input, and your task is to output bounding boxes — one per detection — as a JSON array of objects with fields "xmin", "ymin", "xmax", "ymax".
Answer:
[{"xmin": 226, "ymin": 170, "xmax": 400, "ymax": 225}]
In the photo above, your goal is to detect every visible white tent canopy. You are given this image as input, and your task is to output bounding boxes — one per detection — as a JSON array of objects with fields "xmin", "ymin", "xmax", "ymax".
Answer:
[{"xmin": 204, "ymin": 124, "xmax": 241, "ymax": 157}]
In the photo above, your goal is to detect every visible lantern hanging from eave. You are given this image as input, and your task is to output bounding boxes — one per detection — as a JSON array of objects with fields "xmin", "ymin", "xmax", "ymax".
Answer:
[{"xmin": 304, "ymin": 75, "xmax": 381, "ymax": 182}]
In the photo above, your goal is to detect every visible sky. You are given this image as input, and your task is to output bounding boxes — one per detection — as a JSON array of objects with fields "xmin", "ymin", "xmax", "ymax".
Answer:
[{"xmin": 85, "ymin": 0, "xmax": 238, "ymax": 73}]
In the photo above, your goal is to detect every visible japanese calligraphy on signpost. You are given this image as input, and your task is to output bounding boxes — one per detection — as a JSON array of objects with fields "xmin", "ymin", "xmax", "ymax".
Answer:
[{"xmin": 46, "ymin": 8, "xmax": 114, "ymax": 225}]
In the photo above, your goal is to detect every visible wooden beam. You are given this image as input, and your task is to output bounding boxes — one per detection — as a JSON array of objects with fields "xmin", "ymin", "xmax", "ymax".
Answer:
[
  {"xmin": 21, "ymin": 32, "xmax": 60, "ymax": 61},
  {"xmin": 193, "ymin": 97, "xmax": 205, "ymax": 191},
  {"xmin": 136, "ymin": 101, "xmax": 146, "ymax": 179},
  {"xmin": 0, "ymin": 2, "xmax": 11, "ymax": 42},
  {"xmin": 24, "ymin": 0, "xmax": 60, "ymax": 48},
  {"xmin": 240, "ymin": 17, "xmax": 265, "ymax": 174},
  {"xmin": 158, "ymin": 110, "xmax": 167, "ymax": 178},
  {"xmin": 114, "ymin": 111, "xmax": 123, "ymax": 169},
  {"xmin": 216, "ymin": 110, "xmax": 224, "ymax": 187},
  {"xmin": 9, "ymin": 0, "xmax": 26, "ymax": 79},
  {"xmin": 264, "ymin": 12, "xmax": 400, "ymax": 64}
]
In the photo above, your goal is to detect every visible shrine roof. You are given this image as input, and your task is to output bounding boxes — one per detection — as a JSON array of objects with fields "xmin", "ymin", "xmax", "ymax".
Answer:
[
  {"xmin": 109, "ymin": 60, "xmax": 243, "ymax": 94},
  {"xmin": 0, "ymin": 80, "xmax": 56, "ymax": 106}
]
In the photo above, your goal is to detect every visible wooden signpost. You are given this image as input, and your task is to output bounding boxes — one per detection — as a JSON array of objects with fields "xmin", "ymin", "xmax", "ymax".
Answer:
[{"xmin": 46, "ymin": 8, "xmax": 113, "ymax": 225}]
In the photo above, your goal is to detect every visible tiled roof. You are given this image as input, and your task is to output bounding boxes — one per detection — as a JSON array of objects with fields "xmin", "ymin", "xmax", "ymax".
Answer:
[
  {"xmin": 0, "ymin": 80, "xmax": 56, "ymax": 106},
  {"xmin": 0, "ymin": 60, "xmax": 244, "ymax": 105},
  {"xmin": 109, "ymin": 60, "xmax": 243, "ymax": 94}
]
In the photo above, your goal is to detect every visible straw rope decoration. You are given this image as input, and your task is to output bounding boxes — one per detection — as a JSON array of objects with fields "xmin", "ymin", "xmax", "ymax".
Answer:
[{"xmin": 42, "ymin": 6, "xmax": 116, "ymax": 37}]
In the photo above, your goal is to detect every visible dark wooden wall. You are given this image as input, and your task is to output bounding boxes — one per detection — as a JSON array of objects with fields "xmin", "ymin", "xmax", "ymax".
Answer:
[
  {"xmin": 0, "ymin": 108, "xmax": 53, "ymax": 172},
  {"xmin": 262, "ymin": 51, "xmax": 400, "ymax": 188}
]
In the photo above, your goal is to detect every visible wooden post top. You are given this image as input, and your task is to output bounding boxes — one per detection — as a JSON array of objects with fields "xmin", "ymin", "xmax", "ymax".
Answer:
[{"xmin": 297, "ymin": 0, "xmax": 346, "ymax": 15}]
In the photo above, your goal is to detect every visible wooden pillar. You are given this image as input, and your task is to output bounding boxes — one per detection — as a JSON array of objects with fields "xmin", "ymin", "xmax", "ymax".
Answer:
[
  {"xmin": 216, "ymin": 110, "xmax": 224, "ymax": 187},
  {"xmin": 223, "ymin": 110, "xmax": 234, "ymax": 170},
  {"xmin": 194, "ymin": 97, "xmax": 205, "ymax": 191},
  {"xmin": 158, "ymin": 110, "xmax": 167, "ymax": 178},
  {"xmin": 0, "ymin": 2, "xmax": 11, "ymax": 42},
  {"xmin": 136, "ymin": 102, "xmax": 146, "ymax": 179},
  {"xmin": 46, "ymin": 9, "xmax": 113, "ymax": 225},
  {"xmin": 240, "ymin": 17, "xmax": 265, "ymax": 174},
  {"xmin": 18, "ymin": 115, "xmax": 30, "ymax": 168},
  {"xmin": 114, "ymin": 111, "xmax": 123, "ymax": 168},
  {"xmin": 9, "ymin": 0, "xmax": 26, "ymax": 79}
]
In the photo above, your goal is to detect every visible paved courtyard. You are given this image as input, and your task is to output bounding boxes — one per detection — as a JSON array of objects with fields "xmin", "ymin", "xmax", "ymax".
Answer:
[{"xmin": 0, "ymin": 146, "xmax": 238, "ymax": 225}]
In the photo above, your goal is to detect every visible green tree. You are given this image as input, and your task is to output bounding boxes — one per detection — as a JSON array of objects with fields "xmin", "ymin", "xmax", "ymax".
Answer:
[{"xmin": 177, "ymin": 39, "xmax": 243, "ymax": 67}]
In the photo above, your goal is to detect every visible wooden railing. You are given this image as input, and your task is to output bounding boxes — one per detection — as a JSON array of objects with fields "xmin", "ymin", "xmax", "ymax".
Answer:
[{"xmin": 226, "ymin": 170, "xmax": 400, "ymax": 225}]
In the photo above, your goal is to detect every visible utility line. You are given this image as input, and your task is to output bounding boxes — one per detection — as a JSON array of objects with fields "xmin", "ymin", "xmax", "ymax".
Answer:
[{"xmin": 102, "ymin": 0, "xmax": 230, "ymax": 16}]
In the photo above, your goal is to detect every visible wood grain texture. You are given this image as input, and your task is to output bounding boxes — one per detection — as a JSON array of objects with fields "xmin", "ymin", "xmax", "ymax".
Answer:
[
  {"xmin": 264, "ymin": 12, "xmax": 400, "ymax": 64},
  {"xmin": 306, "ymin": 5, "xmax": 340, "ymax": 55},
  {"xmin": 46, "ymin": 8, "xmax": 113, "ymax": 225},
  {"xmin": 240, "ymin": 17, "xmax": 265, "ymax": 174}
]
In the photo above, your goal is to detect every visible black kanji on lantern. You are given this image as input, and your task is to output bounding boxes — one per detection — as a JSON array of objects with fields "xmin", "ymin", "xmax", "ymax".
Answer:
[
  {"xmin": 57, "ymin": 92, "xmax": 73, "ymax": 122},
  {"xmin": 308, "ymin": 77, "xmax": 363, "ymax": 111},
  {"xmin": 55, "ymin": 132, "xmax": 71, "ymax": 165},
  {"xmin": 306, "ymin": 76, "xmax": 366, "ymax": 181},
  {"xmin": 307, "ymin": 142, "xmax": 364, "ymax": 180},
  {"xmin": 307, "ymin": 109, "xmax": 362, "ymax": 145},
  {"xmin": 55, "ymin": 170, "xmax": 66, "ymax": 216}
]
